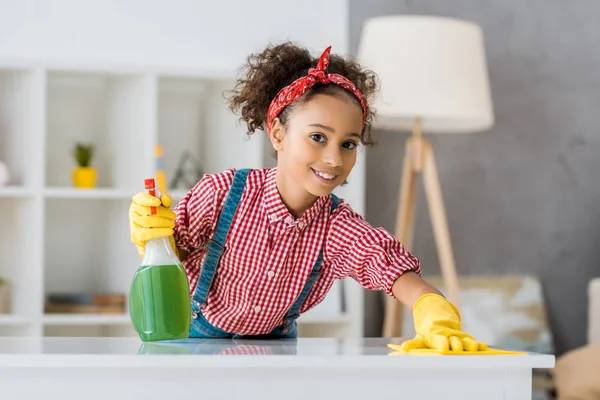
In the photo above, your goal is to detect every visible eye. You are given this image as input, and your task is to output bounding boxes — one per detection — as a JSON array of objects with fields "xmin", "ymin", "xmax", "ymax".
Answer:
[
  {"xmin": 343, "ymin": 141, "xmax": 358, "ymax": 150},
  {"xmin": 310, "ymin": 133, "xmax": 326, "ymax": 143}
]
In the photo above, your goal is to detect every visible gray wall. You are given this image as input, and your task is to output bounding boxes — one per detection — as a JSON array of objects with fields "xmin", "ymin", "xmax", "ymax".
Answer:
[{"xmin": 350, "ymin": 0, "xmax": 600, "ymax": 355}]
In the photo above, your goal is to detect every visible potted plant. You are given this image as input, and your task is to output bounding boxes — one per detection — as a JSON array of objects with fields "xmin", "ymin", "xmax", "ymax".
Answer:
[{"xmin": 72, "ymin": 142, "xmax": 96, "ymax": 188}]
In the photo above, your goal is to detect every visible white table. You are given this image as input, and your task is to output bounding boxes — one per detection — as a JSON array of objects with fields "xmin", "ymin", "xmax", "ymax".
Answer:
[{"xmin": 0, "ymin": 337, "xmax": 554, "ymax": 400}]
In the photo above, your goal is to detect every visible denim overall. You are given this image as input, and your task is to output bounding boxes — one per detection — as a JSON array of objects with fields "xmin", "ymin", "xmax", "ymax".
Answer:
[{"xmin": 188, "ymin": 168, "xmax": 339, "ymax": 339}]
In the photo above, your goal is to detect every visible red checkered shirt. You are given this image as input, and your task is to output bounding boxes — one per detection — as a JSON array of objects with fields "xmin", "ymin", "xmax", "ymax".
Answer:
[{"xmin": 173, "ymin": 168, "xmax": 421, "ymax": 335}]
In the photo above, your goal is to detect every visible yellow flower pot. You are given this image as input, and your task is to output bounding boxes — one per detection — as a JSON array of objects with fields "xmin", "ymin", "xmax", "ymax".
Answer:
[{"xmin": 73, "ymin": 167, "xmax": 97, "ymax": 188}]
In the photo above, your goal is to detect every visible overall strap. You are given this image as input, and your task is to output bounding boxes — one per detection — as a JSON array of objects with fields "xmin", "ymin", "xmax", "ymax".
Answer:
[
  {"xmin": 192, "ymin": 168, "xmax": 250, "ymax": 307},
  {"xmin": 281, "ymin": 193, "xmax": 340, "ymax": 328}
]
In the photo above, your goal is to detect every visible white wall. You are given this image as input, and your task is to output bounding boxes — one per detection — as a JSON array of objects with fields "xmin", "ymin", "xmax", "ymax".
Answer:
[{"xmin": 0, "ymin": 0, "xmax": 348, "ymax": 73}]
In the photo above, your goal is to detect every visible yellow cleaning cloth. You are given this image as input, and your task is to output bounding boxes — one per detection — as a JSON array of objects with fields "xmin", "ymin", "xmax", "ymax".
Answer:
[
  {"xmin": 387, "ymin": 343, "xmax": 526, "ymax": 355},
  {"xmin": 396, "ymin": 293, "xmax": 527, "ymax": 356}
]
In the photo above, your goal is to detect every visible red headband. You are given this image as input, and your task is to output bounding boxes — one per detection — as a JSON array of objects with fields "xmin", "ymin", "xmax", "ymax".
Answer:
[{"xmin": 266, "ymin": 46, "xmax": 367, "ymax": 134}]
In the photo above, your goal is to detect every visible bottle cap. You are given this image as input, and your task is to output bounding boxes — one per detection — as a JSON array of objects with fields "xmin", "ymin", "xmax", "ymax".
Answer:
[{"xmin": 144, "ymin": 179, "xmax": 156, "ymax": 190}]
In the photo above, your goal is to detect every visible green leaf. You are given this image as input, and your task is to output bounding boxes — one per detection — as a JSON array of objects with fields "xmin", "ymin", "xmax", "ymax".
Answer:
[{"xmin": 73, "ymin": 142, "xmax": 94, "ymax": 167}]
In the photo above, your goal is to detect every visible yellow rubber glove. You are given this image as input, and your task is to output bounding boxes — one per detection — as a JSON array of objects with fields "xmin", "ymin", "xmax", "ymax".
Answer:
[
  {"xmin": 389, "ymin": 293, "xmax": 525, "ymax": 355},
  {"xmin": 129, "ymin": 191, "xmax": 178, "ymax": 258},
  {"xmin": 399, "ymin": 293, "xmax": 486, "ymax": 353}
]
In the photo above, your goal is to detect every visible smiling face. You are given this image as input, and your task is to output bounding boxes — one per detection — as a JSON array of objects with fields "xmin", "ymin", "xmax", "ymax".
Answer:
[{"xmin": 269, "ymin": 93, "xmax": 364, "ymax": 217}]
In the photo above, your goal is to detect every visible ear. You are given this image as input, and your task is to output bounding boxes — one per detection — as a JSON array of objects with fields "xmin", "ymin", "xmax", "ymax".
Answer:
[{"xmin": 268, "ymin": 118, "xmax": 285, "ymax": 152}]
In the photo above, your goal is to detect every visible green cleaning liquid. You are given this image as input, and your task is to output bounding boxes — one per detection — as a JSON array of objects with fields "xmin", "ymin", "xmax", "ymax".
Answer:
[
  {"xmin": 129, "ymin": 178, "xmax": 191, "ymax": 342},
  {"xmin": 129, "ymin": 263, "xmax": 191, "ymax": 341}
]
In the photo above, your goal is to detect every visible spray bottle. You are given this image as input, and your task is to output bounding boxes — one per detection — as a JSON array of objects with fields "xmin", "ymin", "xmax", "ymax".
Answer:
[{"xmin": 129, "ymin": 178, "xmax": 191, "ymax": 341}]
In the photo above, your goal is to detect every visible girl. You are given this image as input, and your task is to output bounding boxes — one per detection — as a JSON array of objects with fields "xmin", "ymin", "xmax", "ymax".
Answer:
[{"xmin": 129, "ymin": 42, "xmax": 487, "ymax": 353}]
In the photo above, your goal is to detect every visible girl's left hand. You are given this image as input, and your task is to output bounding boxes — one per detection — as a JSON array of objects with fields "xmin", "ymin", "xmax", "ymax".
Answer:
[{"xmin": 399, "ymin": 293, "xmax": 488, "ymax": 353}]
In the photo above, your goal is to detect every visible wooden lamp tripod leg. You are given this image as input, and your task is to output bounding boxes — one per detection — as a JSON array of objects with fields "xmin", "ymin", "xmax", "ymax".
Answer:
[
  {"xmin": 382, "ymin": 136, "xmax": 420, "ymax": 338},
  {"xmin": 422, "ymin": 141, "xmax": 461, "ymax": 308},
  {"xmin": 382, "ymin": 119, "xmax": 461, "ymax": 338}
]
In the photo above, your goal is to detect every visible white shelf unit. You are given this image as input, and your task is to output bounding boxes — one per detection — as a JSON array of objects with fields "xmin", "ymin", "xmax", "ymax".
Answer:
[{"xmin": 0, "ymin": 62, "xmax": 366, "ymax": 338}]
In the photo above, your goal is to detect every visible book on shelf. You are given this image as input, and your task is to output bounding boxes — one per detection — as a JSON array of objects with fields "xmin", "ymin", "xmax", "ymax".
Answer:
[
  {"xmin": 44, "ymin": 303, "xmax": 126, "ymax": 314},
  {"xmin": 45, "ymin": 292, "xmax": 126, "ymax": 314}
]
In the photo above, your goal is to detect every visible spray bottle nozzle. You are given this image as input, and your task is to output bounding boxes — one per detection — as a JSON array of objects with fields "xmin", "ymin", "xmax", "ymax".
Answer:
[
  {"xmin": 144, "ymin": 178, "xmax": 158, "ymax": 215},
  {"xmin": 144, "ymin": 179, "xmax": 156, "ymax": 190}
]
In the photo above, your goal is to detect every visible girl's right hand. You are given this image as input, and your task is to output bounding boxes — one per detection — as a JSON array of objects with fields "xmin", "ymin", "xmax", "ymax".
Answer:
[{"xmin": 129, "ymin": 192, "xmax": 177, "ymax": 258}]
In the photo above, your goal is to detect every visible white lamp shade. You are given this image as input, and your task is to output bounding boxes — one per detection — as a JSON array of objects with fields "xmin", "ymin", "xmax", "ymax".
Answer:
[{"xmin": 357, "ymin": 15, "xmax": 494, "ymax": 134}]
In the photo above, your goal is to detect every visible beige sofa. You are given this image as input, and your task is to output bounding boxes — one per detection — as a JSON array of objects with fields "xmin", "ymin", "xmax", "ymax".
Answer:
[{"xmin": 588, "ymin": 277, "xmax": 600, "ymax": 344}]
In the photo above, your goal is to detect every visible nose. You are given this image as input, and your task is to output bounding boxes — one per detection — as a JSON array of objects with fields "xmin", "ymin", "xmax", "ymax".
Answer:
[{"xmin": 323, "ymin": 145, "xmax": 342, "ymax": 167}]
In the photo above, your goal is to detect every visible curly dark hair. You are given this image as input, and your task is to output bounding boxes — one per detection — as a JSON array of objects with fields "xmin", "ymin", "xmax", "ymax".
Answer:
[{"xmin": 226, "ymin": 41, "xmax": 379, "ymax": 146}]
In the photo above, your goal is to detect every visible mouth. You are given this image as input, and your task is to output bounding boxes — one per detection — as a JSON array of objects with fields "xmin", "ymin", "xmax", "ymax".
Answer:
[{"xmin": 311, "ymin": 168, "xmax": 338, "ymax": 185}]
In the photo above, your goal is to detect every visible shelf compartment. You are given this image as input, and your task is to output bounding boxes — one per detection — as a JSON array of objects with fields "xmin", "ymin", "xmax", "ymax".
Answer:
[
  {"xmin": 44, "ymin": 198, "xmax": 139, "ymax": 302},
  {"xmin": 0, "ymin": 197, "xmax": 42, "ymax": 317},
  {"xmin": 157, "ymin": 76, "xmax": 263, "ymax": 194},
  {"xmin": 0, "ymin": 68, "xmax": 44, "ymax": 187},
  {"xmin": 45, "ymin": 71, "xmax": 155, "ymax": 191}
]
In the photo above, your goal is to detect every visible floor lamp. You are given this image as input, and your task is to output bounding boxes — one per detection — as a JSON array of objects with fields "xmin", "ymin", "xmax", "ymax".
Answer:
[{"xmin": 357, "ymin": 15, "xmax": 495, "ymax": 338}]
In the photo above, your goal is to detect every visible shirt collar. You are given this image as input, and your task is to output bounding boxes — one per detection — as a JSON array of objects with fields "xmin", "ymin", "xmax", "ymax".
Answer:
[{"xmin": 263, "ymin": 167, "xmax": 328, "ymax": 226}]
